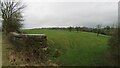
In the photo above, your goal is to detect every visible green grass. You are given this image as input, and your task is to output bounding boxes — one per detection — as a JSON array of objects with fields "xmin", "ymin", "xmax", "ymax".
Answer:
[{"xmin": 22, "ymin": 29, "xmax": 110, "ymax": 66}]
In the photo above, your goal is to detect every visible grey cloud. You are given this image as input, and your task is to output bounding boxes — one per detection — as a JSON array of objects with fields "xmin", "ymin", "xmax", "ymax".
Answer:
[{"xmin": 22, "ymin": 2, "xmax": 117, "ymax": 28}]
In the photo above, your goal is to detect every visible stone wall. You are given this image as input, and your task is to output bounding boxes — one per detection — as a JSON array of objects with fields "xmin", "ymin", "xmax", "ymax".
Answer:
[{"xmin": 7, "ymin": 32, "xmax": 50, "ymax": 65}]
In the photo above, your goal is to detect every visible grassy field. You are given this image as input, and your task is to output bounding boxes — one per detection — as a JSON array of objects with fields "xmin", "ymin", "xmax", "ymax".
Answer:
[{"xmin": 22, "ymin": 30, "xmax": 109, "ymax": 66}]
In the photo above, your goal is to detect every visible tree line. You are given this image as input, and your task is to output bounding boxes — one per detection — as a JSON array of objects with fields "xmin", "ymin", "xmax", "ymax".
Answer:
[{"xmin": 33, "ymin": 25, "xmax": 114, "ymax": 36}]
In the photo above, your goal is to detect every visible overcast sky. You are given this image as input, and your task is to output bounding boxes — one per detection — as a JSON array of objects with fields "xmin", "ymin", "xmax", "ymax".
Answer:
[{"xmin": 1, "ymin": 0, "xmax": 119, "ymax": 29}]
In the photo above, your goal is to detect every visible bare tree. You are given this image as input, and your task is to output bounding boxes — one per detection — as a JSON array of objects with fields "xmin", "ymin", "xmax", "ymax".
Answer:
[
  {"xmin": 97, "ymin": 24, "xmax": 102, "ymax": 36},
  {"xmin": 0, "ymin": 0, "xmax": 25, "ymax": 34},
  {"xmin": 68, "ymin": 26, "xmax": 72, "ymax": 32},
  {"xmin": 75, "ymin": 26, "xmax": 80, "ymax": 32}
]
